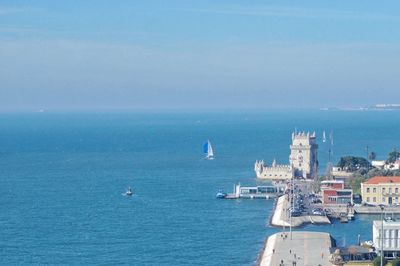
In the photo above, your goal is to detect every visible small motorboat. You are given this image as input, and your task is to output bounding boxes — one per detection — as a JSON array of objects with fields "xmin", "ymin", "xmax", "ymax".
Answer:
[
  {"xmin": 216, "ymin": 190, "xmax": 227, "ymax": 199},
  {"xmin": 339, "ymin": 212, "xmax": 348, "ymax": 223},
  {"xmin": 125, "ymin": 187, "xmax": 133, "ymax": 196}
]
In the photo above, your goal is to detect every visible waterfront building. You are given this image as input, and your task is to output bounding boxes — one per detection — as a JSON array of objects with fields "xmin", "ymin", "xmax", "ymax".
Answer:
[
  {"xmin": 255, "ymin": 131, "xmax": 318, "ymax": 181},
  {"xmin": 329, "ymin": 246, "xmax": 376, "ymax": 264},
  {"xmin": 361, "ymin": 176, "xmax": 400, "ymax": 205},
  {"xmin": 289, "ymin": 131, "xmax": 318, "ymax": 179},
  {"xmin": 320, "ymin": 180, "xmax": 353, "ymax": 205},
  {"xmin": 373, "ymin": 218, "xmax": 400, "ymax": 259}
]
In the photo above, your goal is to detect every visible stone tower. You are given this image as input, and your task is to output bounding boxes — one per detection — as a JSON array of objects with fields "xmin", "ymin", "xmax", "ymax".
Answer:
[{"xmin": 289, "ymin": 131, "xmax": 318, "ymax": 179}]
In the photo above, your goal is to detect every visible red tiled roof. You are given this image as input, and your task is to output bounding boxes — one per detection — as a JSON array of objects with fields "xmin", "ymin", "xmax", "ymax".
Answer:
[
  {"xmin": 364, "ymin": 176, "xmax": 400, "ymax": 185},
  {"xmin": 323, "ymin": 190, "xmax": 337, "ymax": 196}
]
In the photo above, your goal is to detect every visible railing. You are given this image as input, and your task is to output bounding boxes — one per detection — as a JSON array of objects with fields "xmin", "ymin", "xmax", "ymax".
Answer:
[{"xmin": 382, "ymin": 192, "xmax": 400, "ymax": 196}]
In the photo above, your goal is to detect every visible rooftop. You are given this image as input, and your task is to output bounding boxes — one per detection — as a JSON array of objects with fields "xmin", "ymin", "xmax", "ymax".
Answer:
[
  {"xmin": 373, "ymin": 218, "xmax": 400, "ymax": 227},
  {"xmin": 321, "ymin": 180, "xmax": 344, "ymax": 184},
  {"xmin": 363, "ymin": 176, "xmax": 400, "ymax": 185}
]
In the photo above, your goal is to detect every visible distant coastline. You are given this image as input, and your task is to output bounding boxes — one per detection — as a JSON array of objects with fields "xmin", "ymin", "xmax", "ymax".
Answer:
[{"xmin": 321, "ymin": 104, "xmax": 400, "ymax": 111}]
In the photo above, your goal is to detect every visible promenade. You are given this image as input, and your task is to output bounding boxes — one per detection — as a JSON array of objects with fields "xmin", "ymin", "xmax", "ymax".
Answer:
[{"xmin": 258, "ymin": 231, "xmax": 333, "ymax": 266}]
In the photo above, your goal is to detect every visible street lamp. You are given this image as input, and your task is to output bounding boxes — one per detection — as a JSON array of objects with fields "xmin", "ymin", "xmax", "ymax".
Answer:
[
  {"xmin": 290, "ymin": 176, "xmax": 294, "ymax": 240},
  {"xmin": 379, "ymin": 204, "xmax": 385, "ymax": 266}
]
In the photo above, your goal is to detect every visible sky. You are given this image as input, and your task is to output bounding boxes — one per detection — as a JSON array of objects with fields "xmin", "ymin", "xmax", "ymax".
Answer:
[{"xmin": 0, "ymin": 0, "xmax": 400, "ymax": 111}]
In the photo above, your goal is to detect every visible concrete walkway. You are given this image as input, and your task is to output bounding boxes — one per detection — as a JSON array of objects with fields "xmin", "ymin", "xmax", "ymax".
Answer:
[{"xmin": 258, "ymin": 231, "xmax": 333, "ymax": 266}]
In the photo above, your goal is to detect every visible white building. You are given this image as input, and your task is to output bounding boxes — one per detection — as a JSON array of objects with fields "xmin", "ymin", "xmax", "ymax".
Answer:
[
  {"xmin": 372, "ymin": 160, "xmax": 386, "ymax": 169},
  {"xmin": 386, "ymin": 160, "xmax": 400, "ymax": 170},
  {"xmin": 371, "ymin": 160, "xmax": 400, "ymax": 170},
  {"xmin": 373, "ymin": 218, "xmax": 400, "ymax": 259}
]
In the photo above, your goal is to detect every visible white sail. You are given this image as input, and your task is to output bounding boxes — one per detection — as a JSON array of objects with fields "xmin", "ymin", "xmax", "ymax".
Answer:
[
  {"xmin": 323, "ymin": 130, "xmax": 326, "ymax": 143},
  {"xmin": 207, "ymin": 140, "xmax": 214, "ymax": 159}
]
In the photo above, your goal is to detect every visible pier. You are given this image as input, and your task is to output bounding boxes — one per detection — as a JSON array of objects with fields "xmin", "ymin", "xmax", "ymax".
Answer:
[
  {"xmin": 320, "ymin": 203, "xmax": 400, "ymax": 217},
  {"xmin": 271, "ymin": 195, "xmax": 331, "ymax": 227},
  {"xmin": 258, "ymin": 231, "xmax": 333, "ymax": 266},
  {"xmin": 221, "ymin": 183, "xmax": 284, "ymax": 199}
]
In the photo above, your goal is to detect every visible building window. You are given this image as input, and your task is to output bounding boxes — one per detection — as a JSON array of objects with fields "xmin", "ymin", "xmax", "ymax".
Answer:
[
  {"xmin": 367, "ymin": 188, "xmax": 370, "ymax": 193},
  {"xmin": 367, "ymin": 197, "xmax": 370, "ymax": 202},
  {"xmin": 383, "ymin": 197, "xmax": 386, "ymax": 202},
  {"xmin": 396, "ymin": 197, "xmax": 399, "ymax": 203},
  {"xmin": 373, "ymin": 188, "xmax": 376, "ymax": 193},
  {"xmin": 373, "ymin": 197, "xmax": 376, "ymax": 202},
  {"xmin": 328, "ymin": 197, "xmax": 337, "ymax": 202},
  {"xmin": 383, "ymin": 188, "xmax": 386, "ymax": 193},
  {"xmin": 396, "ymin": 188, "xmax": 399, "ymax": 194},
  {"xmin": 389, "ymin": 188, "xmax": 392, "ymax": 193}
]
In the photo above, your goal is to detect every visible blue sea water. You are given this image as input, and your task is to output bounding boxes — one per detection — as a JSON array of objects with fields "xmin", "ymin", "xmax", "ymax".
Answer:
[{"xmin": 1, "ymin": 110, "xmax": 400, "ymax": 265}]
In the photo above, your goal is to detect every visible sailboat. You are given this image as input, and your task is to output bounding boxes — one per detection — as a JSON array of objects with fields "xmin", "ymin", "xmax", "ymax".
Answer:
[
  {"xmin": 322, "ymin": 130, "xmax": 326, "ymax": 143},
  {"xmin": 203, "ymin": 140, "xmax": 214, "ymax": 160},
  {"xmin": 125, "ymin": 186, "xmax": 133, "ymax": 196}
]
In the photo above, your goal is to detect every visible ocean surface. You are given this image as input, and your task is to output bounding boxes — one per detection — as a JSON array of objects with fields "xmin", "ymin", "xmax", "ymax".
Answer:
[{"xmin": 1, "ymin": 110, "xmax": 400, "ymax": 265}]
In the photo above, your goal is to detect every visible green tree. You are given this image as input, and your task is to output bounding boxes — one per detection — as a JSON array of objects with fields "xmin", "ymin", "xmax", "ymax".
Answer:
[
  {"xmin": 349, "ymin": 175, "xmax": 367, "ymax": 194},
  {"xmin": 387, "ymin": 149, "xmax": 400, "ymax": 164},
  {"xmin": 391, "ymin": 258, "xmax": 400, "ymax": 266},
  {"xmin": 367, "ymin": 168, "xmax": 394, "ymax": 178},
  {"xmin": 393, "ymin": 170, "xmax": 400, "ymax": 176},
  {"xmin": 337, "ymin": 156, "xmax": 371, "ymax": 172},
  {"xmin": 372, "ymin": 256, "xmax": 387, "ymax": 266}
]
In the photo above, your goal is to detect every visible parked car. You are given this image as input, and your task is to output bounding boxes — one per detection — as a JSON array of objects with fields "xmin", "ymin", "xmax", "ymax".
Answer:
[
  {"xmin": 312, "ymin": 209, "xmax": 324, "ymax": 215},
  {"xmin": 312, "ymin": 199, "xmax": 322, "ymax": 204},
  {"xmin": 290, "ymin": 210, "xmax": 302, "ymax": 217}
]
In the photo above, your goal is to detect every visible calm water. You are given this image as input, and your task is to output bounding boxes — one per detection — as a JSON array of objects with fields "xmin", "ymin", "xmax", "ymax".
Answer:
[{"xmin": 1, "ymin": 110, "xmax": 400, "ymax": 265}]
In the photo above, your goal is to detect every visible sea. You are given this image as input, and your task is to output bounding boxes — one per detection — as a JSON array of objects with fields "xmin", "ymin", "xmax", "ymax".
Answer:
[{"xmin": 1, "ymin": 110, "xmax": 400, "ymax": 265}]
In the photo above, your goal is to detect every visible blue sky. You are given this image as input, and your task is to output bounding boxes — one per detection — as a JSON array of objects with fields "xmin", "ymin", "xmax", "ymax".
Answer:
[{"xmin": 1, "ymin": 1, "xmax": 400, "ymax": 111}]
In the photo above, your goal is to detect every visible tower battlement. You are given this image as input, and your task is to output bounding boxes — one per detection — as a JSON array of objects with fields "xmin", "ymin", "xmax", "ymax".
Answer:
[
  {"xmin": 254, "ymin": 159, "xmax": 293, "ymax": 180},
  {"xmin": 291, "ymin": 131, "xmax": 317, "ymax": 145}
]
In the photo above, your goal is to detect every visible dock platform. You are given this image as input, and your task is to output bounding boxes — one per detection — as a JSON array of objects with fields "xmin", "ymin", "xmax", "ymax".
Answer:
[{"xmin": 220, "ymin": 183, "xmax": 282, "ymax": 199}]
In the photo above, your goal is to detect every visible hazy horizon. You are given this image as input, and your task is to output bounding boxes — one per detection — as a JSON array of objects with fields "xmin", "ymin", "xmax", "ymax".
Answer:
[{"xmin": 1, "ymin": 1, "xmax": 400, "ymax": 111}]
